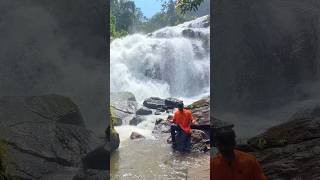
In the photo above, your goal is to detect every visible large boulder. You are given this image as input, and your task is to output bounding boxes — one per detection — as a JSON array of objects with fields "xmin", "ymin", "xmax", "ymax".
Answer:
[
  {"xmin": 0, "ymin": 95, "xmax": 103, "ymax": 179},
  {"xmin": 136, "ymin": 107, "xmax": 152, "ymax": 115},
  {"xmin": 143, "ymin": 97, "xmax": 165, "ymax": 109},
  {"xmin": 130, "ymin": 132, "xmax": 145, "ymax": 140},
  {"xmin": 247, "ymin": 108, "xmax": 320, "ymax": 179},
  {"xmin": 108, "ymin": 108, "xmax": 120, "ymax": 152},
  {"xmin": 129, "ymin": 116, "xmax": 146, "ymax": 126},
  {"xmin": 110, "ymin": 92, "xmax": 138, "ymax": 125},
  {"xmin": 188, "ymin": 96, "xmax": 210, "ymax": 125},
  {"xmin": 164, "ymin": 98, "xmax": 183, "ymax": 109},
  {"xmin": 82, "ymin": 144, "xmax": 109, "ymax": 170}
]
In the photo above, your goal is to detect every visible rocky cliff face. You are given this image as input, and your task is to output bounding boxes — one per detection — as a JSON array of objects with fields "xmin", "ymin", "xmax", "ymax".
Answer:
[
  {"xmin": 247, "ymin": 105, "xmax": 320, "ymax": 179},
  {"xmin": 0, "ymin": 95, "xmax": 109, "ymax": 179},
  {"xmin": 213, "ymin": 0, "xmax": 320, "ymax": 113}
]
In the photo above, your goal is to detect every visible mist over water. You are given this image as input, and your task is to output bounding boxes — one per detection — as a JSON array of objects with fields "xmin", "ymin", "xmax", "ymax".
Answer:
[{"xmin": 110, "ymin": 16, "xmax": 210, "ymax": 103}]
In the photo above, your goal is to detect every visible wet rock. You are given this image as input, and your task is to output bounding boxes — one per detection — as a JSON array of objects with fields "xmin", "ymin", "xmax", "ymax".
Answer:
[
  {"xmin": 188, "ymin": 96, "xmax": 210, "ymax": 125},
  {"xmin": 191, "ymin": 129, "xmax": 206, "ymax": 143},
  {"xmin": 182, "ymin": 29, "xmax": 196, "ymax": 38},
  {"xmin": 164, "ymin": 98, "xmax": 183, "ymax": 109},
  {"xmin": 248, "ymin": 117, "xmax": 320, "ymax": 149},
  {"xmin": 112, "ymin": 117, "xmax": 122, "ymax": 126},
  {"xmin": 82, "ymin": 144, "xmax": 109, "ymax": 170},
  {"xmin": 108, "ymin": 108, "xmax": 120, "ymax": 151},
  {"xmin": 155, "ymin": 118, "xmax": 163, "ymax": 125},
  {"xmin": 154, "ymin": 111, "xmax": 161, "ymax": 115},
  {"xmin": 143, "ymin": 97, "xmax": 165, "ymax": 109},
  {"xmin": 247, "ymin": 113, "xmax": 320, "ymax": 179},
  {"xmin": 136, "ymin": 107, "xmax": 152, "ymax": 115},
  {"xmin": 157, "ymin": 108, "xmax": 166, "ymax": 112},
  {"xmin": 129, "ymin": 116, "xmax": 146, "ymax": 126},
  {"xmin": 130, "ymin": 132, "xmax": 145, "ymax": 139},
  {"xmin": 0, "ymin": 95, "xmax": 103, "ymax": 179},
  {"xmin": 110, "ymin": 92, "xmax": 138, "ymax": 122}
]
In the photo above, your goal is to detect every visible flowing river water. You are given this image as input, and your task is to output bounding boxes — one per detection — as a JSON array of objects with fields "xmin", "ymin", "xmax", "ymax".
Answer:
[{"xmin": 110, "ymin": 16, "xmax": 210, "ymax": 179}]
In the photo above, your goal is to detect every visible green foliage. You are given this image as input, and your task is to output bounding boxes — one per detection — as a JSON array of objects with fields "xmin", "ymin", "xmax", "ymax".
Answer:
[
  {"xmin": 176, "ymin": 0, "xmax": 204, "ymax": 14},
  {"xmin": 110, "ymin": 11, "xmax": 128, "ymax": 39},
  {"xmin": 110, "ymin": 0, "xmax": 204, "ymax": 37},
  {"xmin": 136, "ymin": 1, "xmax": 192, "ymax": 33}
]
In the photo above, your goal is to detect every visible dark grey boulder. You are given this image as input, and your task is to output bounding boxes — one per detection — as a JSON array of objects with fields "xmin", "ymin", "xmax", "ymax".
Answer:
[
  {"xmin": 0, "ymin": 95, "xmax": 103, "ymax": 179},
  {"xmin": 82, "ymin": 145, "xmax": 109, "ymax": 170},
  {"xmin": 164, "ymin": 98, "xmax": 183, "ymax": 109},
  {"xmin": 110, "ymin": 92, "xmax": 138, "ymax": 124},
  {"xmin": 143, "ymin": 97, "xmax": 165, "ymax": 109},
  {"xmin": 129, "ymin": 116, "xmax": 146, "ymax": 126},
  {"xmin": 136, "ymin": 107, "xmax": 152, "ymax": 115}
]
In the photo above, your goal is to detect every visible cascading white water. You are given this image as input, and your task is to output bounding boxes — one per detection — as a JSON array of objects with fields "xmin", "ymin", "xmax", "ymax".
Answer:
[
  {"xmin": 110, "ymin": 16, "xmax": 211, "ymax": 179},
  {"xmin": 110, "ymin": 16, "xmax": 210, "ymax": 103}
]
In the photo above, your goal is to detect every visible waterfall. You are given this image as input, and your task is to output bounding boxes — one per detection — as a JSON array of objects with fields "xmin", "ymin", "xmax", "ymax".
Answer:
[{"xmin": 110, "ymin": 16, "xmax": 210, "ymax": 103}]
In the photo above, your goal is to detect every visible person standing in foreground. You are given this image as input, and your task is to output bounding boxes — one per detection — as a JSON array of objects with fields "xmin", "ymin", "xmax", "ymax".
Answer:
[
  {"xmin": 170, "ymin": 102, "xmax": 196, "ymax": 151},
  {"xmin": 211, "ymin": 128, "xmax": 267, "ymax": 180}
]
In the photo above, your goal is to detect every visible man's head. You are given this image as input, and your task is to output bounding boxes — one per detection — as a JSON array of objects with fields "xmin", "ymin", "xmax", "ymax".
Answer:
[
  {"xmin": 177, "ymin": 102, "xmax": 184, "ymax": 111},
  {"xmin": 214, "ymin": 128, "xmax": 236, "ymax": 158}
]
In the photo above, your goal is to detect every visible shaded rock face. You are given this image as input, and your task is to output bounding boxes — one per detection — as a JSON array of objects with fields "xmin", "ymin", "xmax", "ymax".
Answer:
[
  {"xmin": 213, "ymin": 0, "xmax": 320, "ymax": 112},
  {"xmin": 82, "ymin": 145, "xmax": 109, "ymax": 170},
  {"xmin": 0, "ymin": 95, "xmax": 104, "ymax": 179},
  {"xmin": 246, "ymin": 107, "xmax": 320, "ymax": 179}
]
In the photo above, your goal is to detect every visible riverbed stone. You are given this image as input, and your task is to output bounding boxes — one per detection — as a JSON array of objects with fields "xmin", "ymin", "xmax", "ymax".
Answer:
[
  {"xmin": 136, "ymin": 107, "xmax": 152, "ymax": 115},
  {"xmin": 143, "ymin": 97, "xmax": 165, "ymax": 109},
  {"xmin": 129, "ymin": 116, "xmax": 146, "ymax": 126},
  {"xmin": 130, "ymin": 132, "xmax": 145, "ymax": 139}
]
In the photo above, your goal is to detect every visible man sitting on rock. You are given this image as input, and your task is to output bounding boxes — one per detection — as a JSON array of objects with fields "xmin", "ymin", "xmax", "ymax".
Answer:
[
  {"xmin": 170, "ymin": 102, "xmax": 196, "ymax": 151},
  {"xmin": 211, "ymin": 128, "xmax": 267, "ymax": 180}
]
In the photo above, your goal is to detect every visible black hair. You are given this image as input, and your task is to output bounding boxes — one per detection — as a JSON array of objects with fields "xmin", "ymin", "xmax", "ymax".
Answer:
[
  {"xmin": 177, "ymin": 102, "xmax": 184, "ymax": 109},
  {"xmin": 213, "ymin": 128, "xmax": 236, "ymax": 146}
]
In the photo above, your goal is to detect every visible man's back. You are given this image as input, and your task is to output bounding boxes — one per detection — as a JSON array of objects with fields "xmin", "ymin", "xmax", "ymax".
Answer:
[
  {"xmin": 173, "ymin": 109, "xmax": 193, "ymax": 134},
  {"xmin": 211, "ymin": 150, "xmax": 267, "ymax": 180}
]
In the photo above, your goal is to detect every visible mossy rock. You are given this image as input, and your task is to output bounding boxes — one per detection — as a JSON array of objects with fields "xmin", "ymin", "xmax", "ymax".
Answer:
[
  {"xmin": 248, "ymin": 136, "xmax": 288, "ymax": 150},
  {"xmin": 0, "ymin": 140, "xmax": 11, "ymax": 180},
  {"xmin": 107, "ymin": 106, "xmax": 120, "ymax": 151}
]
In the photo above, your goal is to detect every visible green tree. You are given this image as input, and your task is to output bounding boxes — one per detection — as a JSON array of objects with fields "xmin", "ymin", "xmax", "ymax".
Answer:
[{"xmin": 175, "ymin": 0, "xmax": 204, "ymax": 14}]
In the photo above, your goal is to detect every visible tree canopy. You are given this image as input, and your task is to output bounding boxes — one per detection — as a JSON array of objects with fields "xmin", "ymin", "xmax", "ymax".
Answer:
[{"xmin": 110, "ymin": 0, "xmax": 205, "ymax": 38}]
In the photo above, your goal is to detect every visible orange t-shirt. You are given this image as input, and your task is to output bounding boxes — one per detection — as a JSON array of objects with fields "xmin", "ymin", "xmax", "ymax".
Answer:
[
  {"xmin": 173, "ymin": 109, "xmax": 193, "ymax": 134},
  {"xmin": 211, "ymin": 150, "xmax": 267, "ymax": 180}
]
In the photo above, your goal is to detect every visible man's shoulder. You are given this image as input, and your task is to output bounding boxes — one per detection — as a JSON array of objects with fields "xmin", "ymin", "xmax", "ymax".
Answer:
[
  {"xmin": 235, "ymin": 150, "xmax": 257, "ymax": 162},
  {"xmin": 212, "ymin": 153, "xmax": 223, "ymax": 163},
  {"xmin": 184, "ymin": 109, "xmax": 192, "ymax": 114}
]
